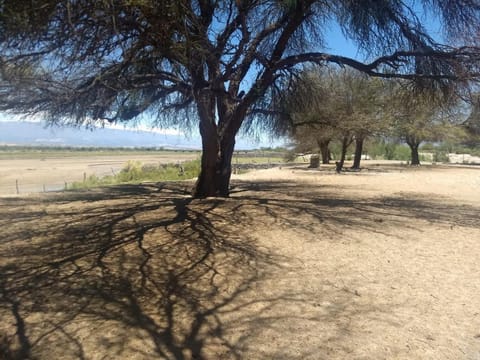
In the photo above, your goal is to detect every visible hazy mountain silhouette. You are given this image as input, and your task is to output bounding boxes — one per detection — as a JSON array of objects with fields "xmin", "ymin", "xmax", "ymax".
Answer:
[
  {"xmin": 0, "ymin": 121, "xmax": 275, "ymax": 150},
  {"xmin": 0, "ymin": 121, "xmax": 206, "ymax": 148}
]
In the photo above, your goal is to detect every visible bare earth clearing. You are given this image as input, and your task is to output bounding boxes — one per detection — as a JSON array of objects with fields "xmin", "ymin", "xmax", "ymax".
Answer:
[
  {"xmin": 1, "ymin": 164, "xmax": 480, "ymax": 359},
  {"xmin": 0, "ymin": 153, "xmax": 198, "ymax": 194}
]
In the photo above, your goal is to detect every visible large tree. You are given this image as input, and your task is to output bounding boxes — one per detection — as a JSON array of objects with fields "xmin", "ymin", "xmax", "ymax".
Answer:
[{"xmin": 0, "ymin": 1, "xmax": 479, "ymax": 196}]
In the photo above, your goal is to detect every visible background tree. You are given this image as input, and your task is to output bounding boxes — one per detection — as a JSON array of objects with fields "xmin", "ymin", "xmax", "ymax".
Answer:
[
  {"xmin": 0, "ymin": 1, "xmax": 479, "ymax": 196},
  {"xmin": 336, "ymin": 70, "xmax": 389, "ymax": 170},
  {"xmin": 279, "ymin": 66, "xmax": 390, "ymax": 171},
  {"xmin": 463, "ymin": 94, "xmax": 480, "ymax": 147},
  {"xmin": 278, "ymin": 68, "xmax": 335, "ymax": 165},
  {"xmin": 386, "ymin": 82, "xmax": 466, "ymax": 165},
  {"xmin": 286, "ymin": 126, "xmax": 335, "ymax": 165}
]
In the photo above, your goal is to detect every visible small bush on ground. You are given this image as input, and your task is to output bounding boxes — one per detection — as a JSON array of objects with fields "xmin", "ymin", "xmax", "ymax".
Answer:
[
  {"xmin": 433, "ymin": 150, "xmax": 450, "ymax": 163},
  {"xmin": 70, "ymin": 159, "xmax": 201, "ymax": 189}
]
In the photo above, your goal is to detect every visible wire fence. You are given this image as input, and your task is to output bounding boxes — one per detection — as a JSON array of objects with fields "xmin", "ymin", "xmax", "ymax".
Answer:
[
  {"xmin": 0, "ymin": 171, "xmax": 95, "ymax": 195},
  {"xmin": 0, "ymin": 163, "xmax": 288, "ymax": 196},
  {"xmin": 0, "ymin": 155, "xmax": 202, "ymax": 196},
  {"xmin": 0, "ymin": 179, "xmax": 80, "ymax": 195}
]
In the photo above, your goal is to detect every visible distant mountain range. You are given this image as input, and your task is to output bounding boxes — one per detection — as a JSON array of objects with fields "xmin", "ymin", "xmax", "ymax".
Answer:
[{"xmin": 0, "ymin": 121, "xmax": 272, "ymax": 150}]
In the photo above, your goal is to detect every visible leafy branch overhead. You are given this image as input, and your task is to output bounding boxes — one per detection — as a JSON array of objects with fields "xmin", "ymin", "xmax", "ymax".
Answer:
[{"xmin": 0, "ymin": 1, "xmax": 478, "ymax": 123}]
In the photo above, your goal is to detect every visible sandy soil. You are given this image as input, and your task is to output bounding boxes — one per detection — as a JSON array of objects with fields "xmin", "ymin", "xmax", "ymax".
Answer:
[
  {"xmin": 1, "ymin": 163, "xmax": 480, "ymax": 359},
  {"xmin": 0, "ymin": 153, "xmax": 197, "ymax": 194}
]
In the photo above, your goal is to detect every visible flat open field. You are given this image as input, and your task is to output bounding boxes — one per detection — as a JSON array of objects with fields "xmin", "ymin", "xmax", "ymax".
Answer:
[
  {"xmin": 0, "ymin": 152, "xmax": 199, "ymax": 194},
  {"xmin": 1, "ymin": 164, "xmax": 480, "ymax": 359}
]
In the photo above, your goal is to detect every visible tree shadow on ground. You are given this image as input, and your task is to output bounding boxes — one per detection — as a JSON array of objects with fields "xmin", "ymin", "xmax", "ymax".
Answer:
[
  {"xmin": 1, "ymin": 179, "xmax": 478, "ymax": 359},
  {"xmin": 0, "ymin": 183, "xmax": 288, "ymax": 359},
  {"xmin": 229, "ymin": 179, "xmax": 480, "ymax": 236}
]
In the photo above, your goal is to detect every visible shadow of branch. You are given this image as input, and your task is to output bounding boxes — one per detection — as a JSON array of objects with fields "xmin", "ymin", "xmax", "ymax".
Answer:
[
  {"xmin": 0, "ymin": 183, "xmax": 284, "ymax": 359},
  {"xmin": 2, "ymin": 178, "xmax": 477, "ymax": 359},
  {"xmin": 230, "ymin": 179, "xmax": 480, "ymax": 236}
]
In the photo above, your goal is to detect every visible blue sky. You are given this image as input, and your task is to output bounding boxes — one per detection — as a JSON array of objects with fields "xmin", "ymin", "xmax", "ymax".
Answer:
[{"xmin": 324, "ymin": 23, "xmax": 363, "ymax": 60}]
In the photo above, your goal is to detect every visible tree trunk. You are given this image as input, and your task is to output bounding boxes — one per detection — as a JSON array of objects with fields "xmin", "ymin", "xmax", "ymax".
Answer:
[
  {"xmin": 336, "ymin": 135, "xmax": 351, "ymax": 173},
  {"xmin": 318, "ymin": 139, "xmax": 331, "ymax": 164},
  {"xmin": 193, "ymin": 128, "xmax": 236, "ymax": 198},
  {"xmin": 351, "ymin": 136, "xmax": 365, "ymax": 170},
  {"xmin": 192, "ymin": 90, "xmax": 238, "ymax": 198},
  {"xmin": 409, "ymin": 143, "xmax": 421, "ymax": 165},
  {"xmin": 406, "ymin": 136, "xmax": 421, "ymax": 166}
]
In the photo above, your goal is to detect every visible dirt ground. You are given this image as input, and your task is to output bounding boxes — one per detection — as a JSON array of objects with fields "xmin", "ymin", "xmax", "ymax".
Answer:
[
  {"xmin": 0, "ymin": 153, "xmax": 198, "ymax": 194},
  {"xmin": 1, "ymin": 163, "xmax": 480, "ymax": 359}
]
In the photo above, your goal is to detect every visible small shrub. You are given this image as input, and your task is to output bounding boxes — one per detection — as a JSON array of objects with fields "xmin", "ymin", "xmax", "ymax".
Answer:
[
  {"xmin": 433, "ymin": 150, "xmax": 449, "ymax": 163},
  {"xmin": 393, "ymin": 146, "xmax": 411, "ymax": 161},
  {"xmin": 364, "ymin": 142, "xmax": 386, "ymax": 160},
  {"xmin": 384, "ymin": 143, "xmax": 397, "ymax": 160},
  {"xmin": 117, "ymin": 160, "xmax": 143, "ymax": 182},
  {"xmin": 70, "ymin": 159, "xmax": 201, "ymax": 189}
]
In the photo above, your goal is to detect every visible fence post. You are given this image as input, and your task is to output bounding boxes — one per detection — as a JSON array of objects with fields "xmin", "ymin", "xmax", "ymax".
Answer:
[
  {"xmin": 16, "ymin": 179, "xmax": 19, "ymax": 194},
  {"xmin": 65, "ymin": 181, "xmax": 68, "ymax": 190},
  {"xmin": 83, "ymin": 172, "xmax": 87, "ymax": 183}
]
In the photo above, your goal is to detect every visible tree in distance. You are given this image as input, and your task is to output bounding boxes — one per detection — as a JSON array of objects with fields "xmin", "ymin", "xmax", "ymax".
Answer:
[
  {"xmin": 275, "ymin": 68, "xmax": 339, "ymax": 166},
  {"xmin": 0, "ymin": 1, "xmax": 479, "ymax": 196},
  {"xmin": 278, "ymin": 66, "xmax": 392, "ymax": 171},
  {"xmin": 386, "ymin": 81, "xmax": 467, "ymax": 165},
  {"xmin": 277, "ymin": 68, "xmax": 346, "ymax": 167},
  {"xmin": 463, "ymin": 95, "xmax": 480, "ymax": 147}
]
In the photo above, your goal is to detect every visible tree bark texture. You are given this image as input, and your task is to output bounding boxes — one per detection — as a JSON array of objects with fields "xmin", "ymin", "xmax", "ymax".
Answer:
[
  {"xmin": 192, "ymin": 90, "xmax": 241, "ymax": 198},
  {"xmin": 406, "ymin": 136, "xmax": 421, "ymax": 166},
  {"xmin": 194, "ymin": 133, "xmax": 235, "ymax": 197},
  {"xmin": 336, "ymin": 134, "xmax": 352, "ymax": 173},
  {"xmin": 318, "ymin": 139, "xmax": 331, "ymax": 164},
  {"xmin": 409, "ymin": 144, "xmax": 421, "ymax": 165},
  {"xmin": 351, "ymin": 136, "xmax": 365, "ymax": 169}
]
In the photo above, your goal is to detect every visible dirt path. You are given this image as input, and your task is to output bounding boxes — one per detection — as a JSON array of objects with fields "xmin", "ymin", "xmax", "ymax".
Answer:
[{"xmin": 1, "ymin": 164, "xmax": 479, "ymax": 359}]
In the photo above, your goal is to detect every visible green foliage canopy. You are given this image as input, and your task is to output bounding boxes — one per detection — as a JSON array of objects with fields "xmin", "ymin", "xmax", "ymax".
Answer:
[
  {"xmin": 0, "ymin": 1, "xmax": 478, "ymax": 125},
  {"xmin": 278, "ymin": 66, "xmax": 390, "ymax": 152}
]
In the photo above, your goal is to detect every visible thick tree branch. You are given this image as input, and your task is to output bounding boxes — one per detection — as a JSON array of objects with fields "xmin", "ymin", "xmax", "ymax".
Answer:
[{"xmin": 275, "ymin": 48, "xmax": 480, "ymax": 80}]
